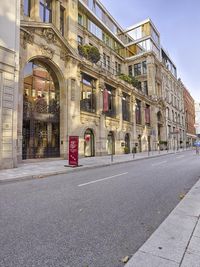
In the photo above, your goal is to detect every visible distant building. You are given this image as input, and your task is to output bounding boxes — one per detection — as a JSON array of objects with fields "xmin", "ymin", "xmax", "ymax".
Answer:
[
  {"xmin": 195, "ymin": 102, "xmax": 200, "ymax": 138},
  {"xmin": 183, "ymin": 85, "xmax": 196, "ymax": 146}
]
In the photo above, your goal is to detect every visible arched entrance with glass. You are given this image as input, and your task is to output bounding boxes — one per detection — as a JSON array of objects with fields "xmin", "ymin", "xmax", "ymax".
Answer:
[
  {"xmin": 84, "ymin": 129, "xmax": 95, "ymax": 157},
  {"xmin": 125, "ymin": 133, "xmax": 130, "ymax": 153},
  {"xmin": 22, "ymin": 60, "xmax": 60, "ymax": 159},
  {"xmin": 107, "ymin": 131, "xmax": 115, "ymax": 155}
]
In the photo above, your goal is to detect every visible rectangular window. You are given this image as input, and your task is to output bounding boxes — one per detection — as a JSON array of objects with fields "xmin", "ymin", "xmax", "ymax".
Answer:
[
  {"xmin": 128, "ymin": 65, "xmax": 132, "ymax": 76},
  {"xmin": 137, "ymin": 81, "xmax": 142, "ymax": 91},
  {"xmin": 134, "ymin": 63, "xmax": 141, "ymax": 76},
  {"xmin": 24, "ymin": 0, "xmax": 31, "ymax": 16},
  {"xmin": 107, "ymin": 56, "xmax": 110, "ymax": 70},
  {"xmin": 78, "ymin": 13, "xmax": 83, "ymax": 25},
  {"xmin": 143, "ymin": 81, "xmax": 148, "ymax": 95},
  {"xmin": 40, "ymin": 0, "xmax": 52, "ymax": 23},
  {"xmin": 115, "ymin": 62, "xmax": 118, "ymax": 74},
  {"xmin": 77, "ymin": 35, "xmax": 83, "ymax": 45},
  {"xmin": 60, "ymin": 6, "xmax": 65, "ymax": 36},
  {"xmin": 80, "ymin": 73, "xmax": 96, "ymax": 113},
  {"xmin": 145, "ymin": 104, "xmax": 150, "ymax": 125},
  {"xmin": 115, "ymin": 62, "xmax": 121, "ymax": 75},
  {"xmin": 142, "ymin": 61, "xmax": 147, "ymax": 74},
  {"xmin": 103, "ymin": 53, "xmax": 106, "ymax": 67},
  {"xmin": 118, "ymin": 64, "xmax": 121, "ymax": 75},
  {"xmin": 88, "ymin": 19, "xmax": 103, "ymax": 40},
  {"xmin": 122, "ymin": 93, "xmax": 130, "ymax": 121},
  {"xmin": 136, "ymin": 99, "xmax": 141, "ymax": 124},
  {"xmin": 105, "ymin": 84, "xmax": 116, "ymax": 118}
]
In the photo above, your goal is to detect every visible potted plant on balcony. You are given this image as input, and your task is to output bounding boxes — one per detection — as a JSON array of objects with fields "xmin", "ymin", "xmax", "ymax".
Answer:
[{"xmin": 78, "ymin": 44, "xmax": 100, "ymax": 64}]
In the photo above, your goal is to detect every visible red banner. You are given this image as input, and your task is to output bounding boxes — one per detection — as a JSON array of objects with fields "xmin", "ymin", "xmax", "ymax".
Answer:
[
  {"xmin": 69, "ymin": 136, "xmax": 79, "ymax": 166},
  {"xmin": 103, "ymin": 89, "xmax": 109, "ymax": 112}
]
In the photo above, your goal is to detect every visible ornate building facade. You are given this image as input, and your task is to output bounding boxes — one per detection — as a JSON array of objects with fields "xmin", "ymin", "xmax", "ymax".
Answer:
[
  {"xmin": 0, "ymin": 0, "xmax": 20, "ymax": 169},
  {"xmin": 0, "ymin": 0, "xmax": 191, "ymax": 169}
]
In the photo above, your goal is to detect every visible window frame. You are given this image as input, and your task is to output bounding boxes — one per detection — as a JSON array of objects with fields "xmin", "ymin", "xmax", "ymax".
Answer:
[{"xmin": 39, "ymin": 0, "xmax": 52, "ymax": 23}]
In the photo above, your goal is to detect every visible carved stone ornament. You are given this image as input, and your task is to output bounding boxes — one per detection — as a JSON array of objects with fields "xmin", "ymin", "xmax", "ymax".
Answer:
[
  {"xmin": 60, "ymin": 49, "xmax": 69, "ymax": 61},
  {"xmin": 22, "ymin": 31, "xmax": 34, "ymax": 49},
  {"xmin": 40, "ymin": 45, "xmax": 55, "ymax": 59},
  {"xmin": 43, "ymin": 28, "xmax": 57, "ymax": 44}
]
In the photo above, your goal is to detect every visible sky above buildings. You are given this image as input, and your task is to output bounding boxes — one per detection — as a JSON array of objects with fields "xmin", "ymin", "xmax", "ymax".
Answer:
[{"xmin": 101, "ymin": 0, "xmax": 200, "ymax": 102}]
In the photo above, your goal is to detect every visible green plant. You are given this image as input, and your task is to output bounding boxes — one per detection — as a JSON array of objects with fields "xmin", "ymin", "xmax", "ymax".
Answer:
[
  {"xmin": 124, "ymin": 146, "xmax": 130, "ymax": 154},
  {"xmin": 88, "ymin": 46, "xmax": 101, "ymax": 63},
  {"xmin": 118, "ymin": 74, "xmax": 141, "ymax": 89},
  {"xmin": 78, "ymin": 44, "xmax": 100, "ymax": 64}
]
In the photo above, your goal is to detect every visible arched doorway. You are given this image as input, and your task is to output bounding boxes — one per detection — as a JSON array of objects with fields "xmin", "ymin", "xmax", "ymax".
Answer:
[
  {"xmin": 84, "ymin": 129, "xmax": 95, "ymax": 157},
  {"xmin": 22, "ymin": 60, "xmax": 60, "ymax": 159},
  {"xmin": 125, "ymin": 133, "xmax": 130, "ymax": 153},
  {"xmin": 107, "ymin": 131, "xmax": 115, "ymax": 155}
]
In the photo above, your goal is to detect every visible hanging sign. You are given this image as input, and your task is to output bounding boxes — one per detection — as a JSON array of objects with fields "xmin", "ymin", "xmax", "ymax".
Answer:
[{"xmin": 69, "ymin": 136, "xmax": 79, "ymax": 166}]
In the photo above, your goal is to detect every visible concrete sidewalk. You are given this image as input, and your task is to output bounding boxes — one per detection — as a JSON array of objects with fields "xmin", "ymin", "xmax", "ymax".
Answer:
[
  {"xmin": 125, "ymin": 177, "xmax": 200, "ymax": 267},
  {"xmin": 0, "ymin": 149, "xmax": 182, "ymax": 183}
]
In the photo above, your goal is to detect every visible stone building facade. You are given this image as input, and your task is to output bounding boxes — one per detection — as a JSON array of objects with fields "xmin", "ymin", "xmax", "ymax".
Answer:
[
  {"xmin": 0, "ymin": 0, "xmax": 190, "ymax": 169},
  {"xmin": 0, "ymin": 0, "xmax": 20, "ymax": 169},
  {"xmin": 195, "ymin": 102, "xmax": 200, "ymax": 138},
  {"xmin": 183, "ymin": 85, "xmax": 196, "ymax": 146}
]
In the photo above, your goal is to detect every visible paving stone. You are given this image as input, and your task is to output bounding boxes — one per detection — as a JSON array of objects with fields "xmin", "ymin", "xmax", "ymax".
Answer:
[
  {"xmin": 136, "ymin": 212, "xmax": 197, "ymax": 263},
  {"xmin": 125, "ymin": 251, "xmax": 179, "ymax": 267},
  {"xmin": 181, "ymin": 251, "xmax": 200, "ymax": 267},
  {"xmin": 193, "ymin": 221, "xmax": 200, "ymax": 238},
  {"xmin": 187, "ymin": 236, "xmax": 200, "ymax": 254}
]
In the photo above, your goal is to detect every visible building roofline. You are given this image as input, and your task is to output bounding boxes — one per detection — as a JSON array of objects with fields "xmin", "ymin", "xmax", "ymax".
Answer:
[
  {"xmin": 78, "ymin": 0, "xmax": 126, "ymax": 47},
  {"xmin": 123, "ymin": 18, "xmax": 160, "ymax": 37},
  {"xmin": 94, "ymin": 0, "xmax": 124, "ymax": 32}
]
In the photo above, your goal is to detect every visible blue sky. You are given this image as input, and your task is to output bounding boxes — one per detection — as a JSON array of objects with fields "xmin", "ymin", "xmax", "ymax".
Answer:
[{"xmin": 101, "ymin": 0, "xmax": 200, "ymax": 102}]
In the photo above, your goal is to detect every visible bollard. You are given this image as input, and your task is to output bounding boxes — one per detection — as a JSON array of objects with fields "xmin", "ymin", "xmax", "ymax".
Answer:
[{"xmin": 111, "ymin": 154, "xmax": 113, "ymax": 162}]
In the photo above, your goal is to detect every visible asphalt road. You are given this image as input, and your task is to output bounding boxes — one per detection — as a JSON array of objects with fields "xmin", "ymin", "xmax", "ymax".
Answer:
[{"xmin": 1, "ymin": 151, "xmax": 200, "ymax": 267}]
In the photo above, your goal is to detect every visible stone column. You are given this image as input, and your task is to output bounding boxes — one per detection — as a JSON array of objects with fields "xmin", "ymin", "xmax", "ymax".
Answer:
[
  {"xmin": 52, "ymin": 0, "xmax": 61, "ymax": 30},
  {"xmin": 65, "ymin": 0, "xmax": 78, "ymax": 49},
  {"xmin": 31, "ymin": 0, "xmax": 40, "ymax": 21},
  {"xmin": 131, "ymin": 95, "xmax": 137, "ymax": 149},
  {"xmin": 97, "ymin": 79, "xmax": 106, "ymax": 156}
]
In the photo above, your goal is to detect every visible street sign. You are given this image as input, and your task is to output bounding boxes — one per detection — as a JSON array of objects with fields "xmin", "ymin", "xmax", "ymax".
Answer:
[{"xmin": 69, "ymin": 136, "xmax": 79, "ymax": 166}]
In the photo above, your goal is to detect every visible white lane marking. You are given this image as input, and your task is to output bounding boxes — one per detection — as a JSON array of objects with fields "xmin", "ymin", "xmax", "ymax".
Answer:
[
  {"xmin": 175, "ymin": 155, "xmax": 185, "ymax": 159},
  {"xmin": 78, "ymin": 172, "xmax": 128, "ymax": 187},
  {"xmin": 152, "ymin": 161, "xmax": 167, "ymax": 166}
]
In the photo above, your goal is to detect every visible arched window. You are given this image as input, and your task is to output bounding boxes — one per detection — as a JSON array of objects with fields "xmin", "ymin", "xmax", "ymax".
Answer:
[
  {"xmin": 107, "ymin": 131, "xmax": 115, "ymax": 155},
  {"xmin": 23, "ymin": 60, "xmax": 60, "ymax": 159}
]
